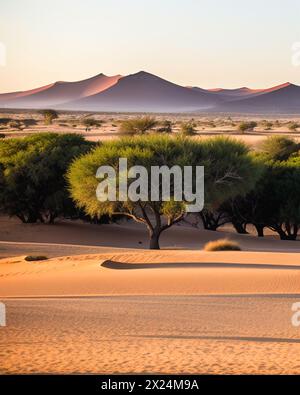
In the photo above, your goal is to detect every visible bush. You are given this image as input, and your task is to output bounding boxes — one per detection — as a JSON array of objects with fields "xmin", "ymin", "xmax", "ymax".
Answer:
[
  {"xmin": 0, "ymin": 133, "xmax": 5, "ymax": 139},
  {"xmin": 288, "ymin": 122, "xmax": 299, "ymax": 132},
  {"xmin": 204, "ymin": 239, "xmax": 241, "ymax": 251},
  {"xmin": 225, "ymin": 155, "xmax": 300, "ymax": 240},
  {"xmin": 119, "ymin": 117, "xmax": 157, "ymax": 135},
  {"xmin": 39, "ymin": 109, "xmax": 58, "ymax": 125},
  {"xmin": 25, "ymin": 255, "xmax": 48, "ymax": 262},
  {"xmin": 180, "ymin": 121, "xmax": 197, "ymax": 136},
  {"xmin": 238, "ymin": 121, "xmax": 257, "ymax": 133},
  {"xmin": 261, "ymin": 136, "xmax": 299, "ymax": 161},
  {"xmin": 68, "ymin": 135, "xmax": 262, "ymax": 249}
]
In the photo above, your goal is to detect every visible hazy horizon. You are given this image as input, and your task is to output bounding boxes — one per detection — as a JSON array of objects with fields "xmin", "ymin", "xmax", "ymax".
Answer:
[{"xmin": 1, "ymin": 0, "xmax": 300, "ymax": 93}]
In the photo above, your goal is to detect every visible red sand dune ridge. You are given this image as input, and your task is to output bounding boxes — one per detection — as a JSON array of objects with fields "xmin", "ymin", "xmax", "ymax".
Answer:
[{"xmin": 0, "ymin": 71, "xmax": 299, "ymax": 113}]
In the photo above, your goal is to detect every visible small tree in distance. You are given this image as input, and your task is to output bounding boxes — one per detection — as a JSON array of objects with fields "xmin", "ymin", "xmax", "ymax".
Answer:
[
  {"xmin": 288, "ymin": 122, "xmax": 299, "ymax": 132},
  {"xmin": 261, "ymin": 135, "xmax": 300, "ymax": 161},
  {"xmin": 238, "ymin": 121, "xmax": 257, "ymax": 133},
  {"xmin": 119, "ymin": 116, "xmax": 157, "ymax": 135},
  {"xmin": 82, "ymin": 118, "xmax": 101, "ymax": 132},
  {"xmin": 39, "ymin": 109, "xmax": 59, "ymax": 125},
  {"xmin": 156, "ymin": 120, "xmax": 173, "ymax": 134}
]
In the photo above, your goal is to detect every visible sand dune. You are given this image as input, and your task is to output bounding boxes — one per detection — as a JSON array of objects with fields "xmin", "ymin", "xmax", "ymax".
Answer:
[
  {"xmin": 1, "ymin": 248, "xmax": 300, "ymax": 297},
  {"xmin": 1, "ymin": 295, "xmax": 299, "ymax": 374},
  {"xmin": 0, "ymin": 83, "xmax": 54, "ymax": 103},
  {"xmin": 1, "ymin": 216, "xmax": 299, "ymax": 297},
  {"xmin": 1, "ymin": 71, "xmax": 300, "ymax": 113},
  {"xmin": 62, "ymin": 71, "xmax": 222, "ymax": 112},
  {"xmin": 1, "ymin": 217, "xmax": 299, "ymax": 374}
]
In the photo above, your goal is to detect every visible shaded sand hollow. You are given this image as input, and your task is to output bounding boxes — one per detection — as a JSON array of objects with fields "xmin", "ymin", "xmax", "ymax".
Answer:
[{"xmin": 0, "ymin": 217, "xmax": 300, "ymax": 374}]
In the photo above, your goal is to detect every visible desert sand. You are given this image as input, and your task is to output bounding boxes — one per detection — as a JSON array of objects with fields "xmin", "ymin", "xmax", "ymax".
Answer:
[{"xmin": 0, "ymin": 216, "xmax": 299, "ymax": 374}]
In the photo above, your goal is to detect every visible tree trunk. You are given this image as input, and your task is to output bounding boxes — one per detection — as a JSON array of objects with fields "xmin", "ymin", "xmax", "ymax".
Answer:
[
  {"xmin": 149, "ymin": 230, "xmax": 161, "ymax": 250},
  {"xmin": 25, "ymin": 212, "xmax": 38, "ymax": 223},
  {"xmin": 254, "ymin": 224, "xmax": 264, "ymax": 238},
  {"xmin": 232, "ymin": 220, "xmax": 248, "ymax": 234}
]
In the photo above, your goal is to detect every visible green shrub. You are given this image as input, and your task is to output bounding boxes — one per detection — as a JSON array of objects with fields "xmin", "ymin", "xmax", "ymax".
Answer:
[
  {"xmin": 8, "ymin": 120, "xmax": 23, "ymax": 130},
  {"xmin": 288, "ymin": 122, "xmax": 299, "ymax": 132},
  {"xmin": 180, "ymin": 121, "xmax": 197, "ymax": 136},
  {"xmin": 68, "ymin": 135, "xmax": 262, "ymax": 249},
  {"xmin": 119, "ymin": 117, "xmax": 157, "ymax": 135},
  {"xmin": 261, "ymin": 136, "xmax": 299, "ymax": 161},
  {"xmin": 238, "ymin": 121, "xmax": 257, "ymax": 133},
  {"xmin": 0, "ymin": 133, "xmax": 94, "ymax": 223}
]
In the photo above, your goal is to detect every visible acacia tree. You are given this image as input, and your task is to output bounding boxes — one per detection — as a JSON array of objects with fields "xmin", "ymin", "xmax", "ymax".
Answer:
[
  {"xmin": 198, "ymin": 208, "xmax": 230, "ymax": 231},
  {"xmin": 238, "ymin": 121, "xmax": 257, "ymax": 133},
  {"xmin": 68, "ymin": 135, "xmax": 261, "ymax": 249},
  {"xmin": 82, "ymin": 118, "xmax": 101, "ymax": 132},
  {"xmin": 119, "ymin": 116, "xmax": 157, "ymax": 135},
  {"xmin": 0, "ymin": 133, "xmax": 94, "ymax": 223},
  {"xmin": 180, "ymin": 120, "xmax": 197, "ymax": 136},
  {"xmin": 264, "ymin": 159, "xmax": 300, "ymax": 240},
  {"xmin": 39, "ymin": 109, "xmax": 58, "ymax": 125}
]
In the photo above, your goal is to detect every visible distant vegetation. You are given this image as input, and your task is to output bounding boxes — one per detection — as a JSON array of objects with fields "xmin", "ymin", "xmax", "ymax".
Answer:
[
  {"xmin": 198, "ymin": 136, "xmax": 300, "ymax": 240},
  {"xmin": 0, "ymin": 133, "xmax": 94, "ymax": 223},
  {"xmin": 156, "ymin": 120, "xmax": 173, "ymax": 134},
  {"xmin": 25, "ymin": 255, "xmax": 48, "ymax": 262},
  {"xmin": 8, "ymin": 120, "xmax": 23, "ymax": 130},
  {"xmin": 39, "ymin": 109, "xmax": 59, "ymax": 125},
  {"xmin": 261, "ymin": 135, "xmax": 300, "ymax": 161},
  {"xmin": 238, "ymin": 121, "xmax": 257, "ymax": 133},
  {"xmin": 0, "ymin": 124, "xmax": 300, "ymax": 245},
  {"xmin": 288, "ymin": 122, "xmax": 299, "ymax": 132},
  {"xmin": 119, "ymin": 116, "xmax": 157, "ymax": 135},
  {"xmin": 180, "ymin": 120, "xmax": 197, "ymax": 136},
  {"xmin": 82, "ymin": 117, "xmax": 102, "ymax": 132}
]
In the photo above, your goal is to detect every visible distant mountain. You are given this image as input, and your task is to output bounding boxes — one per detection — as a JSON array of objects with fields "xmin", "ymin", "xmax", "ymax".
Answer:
[
  {"xmin": 0, "ymin": 73, "xmax": 122, "ymax": 109},
  {"xmin": 62, "ymin": 71, "xmax": 222, "ymax": 112},
  {"xmin": 207, "ymin": 87, "xmax": 263, "ymax": 99},
  {"xmin": 0, "ymin": 72, "xmax": 299, "ymax": 114},
  {"xmin": 212, "ymin": 83, "xmax": 300, "ymax": 113}
]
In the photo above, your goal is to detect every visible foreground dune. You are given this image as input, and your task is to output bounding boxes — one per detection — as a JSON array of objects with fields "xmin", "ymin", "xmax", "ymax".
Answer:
[
  {"xmin": 0, "ymin": 250, "xmax": 300, "ymax": 297},
  {"xmin": 0, "ymin": 217, "xmax": 299, "ymax": 374}
]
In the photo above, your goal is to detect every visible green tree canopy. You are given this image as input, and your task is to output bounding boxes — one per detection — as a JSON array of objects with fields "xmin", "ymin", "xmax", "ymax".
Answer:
[
  {"xmin": 260, "ymin": 135, "xmax": 300, "ymax": 161},
  {"xmin": 222, "ymin": 153, "xmax": 300, "ymax": 240},
  {"xmin": 39, "ymin": 109, "xmax": 59, "ymax": 125},
  {"xmin": 0, "ymin": 133, "xmax": 94, "ymax": 223}
]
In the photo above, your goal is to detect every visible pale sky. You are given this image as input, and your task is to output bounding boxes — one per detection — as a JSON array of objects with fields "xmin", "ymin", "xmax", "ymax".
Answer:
[{"xmin": 1, "ymin": 0, "xmax": 300, "ymax": 93}]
